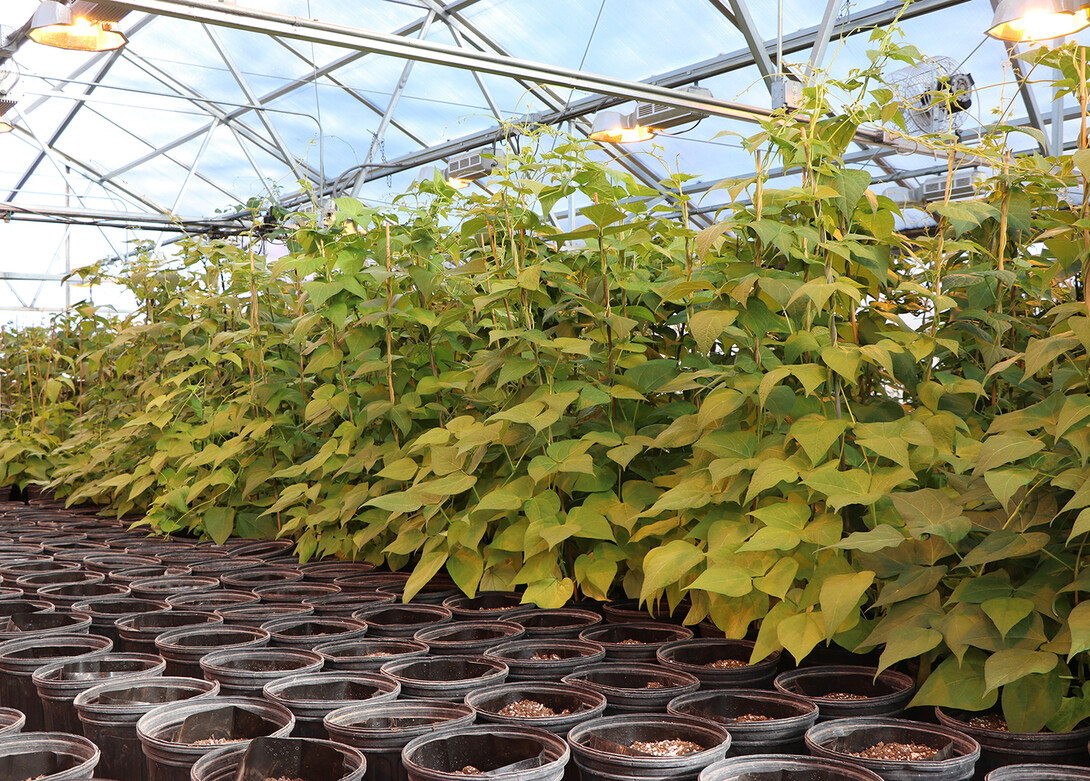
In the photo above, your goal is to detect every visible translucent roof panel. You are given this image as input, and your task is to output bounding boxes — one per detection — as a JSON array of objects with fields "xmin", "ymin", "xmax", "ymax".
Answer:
[{"xmin": 1, "ymin": 0, "xmax": 1089, "ymax": 320}]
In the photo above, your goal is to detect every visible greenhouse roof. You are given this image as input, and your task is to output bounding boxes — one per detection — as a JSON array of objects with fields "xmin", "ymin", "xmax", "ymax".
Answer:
[{"xmin": 0, "ymin": 0, "xmax": 1085, "ymax": 317}]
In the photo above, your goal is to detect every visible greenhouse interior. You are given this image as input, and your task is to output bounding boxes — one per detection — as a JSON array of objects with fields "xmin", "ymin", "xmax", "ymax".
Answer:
[{"xmin": 3, "ymin": 0, "xmax": 1090, "ymax": 779}]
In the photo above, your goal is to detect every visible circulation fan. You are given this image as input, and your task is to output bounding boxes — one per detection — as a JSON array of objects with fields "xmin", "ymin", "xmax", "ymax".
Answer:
[{"xmin": 888, "ymin": 56, "xmax": 975, "ymax": 135}]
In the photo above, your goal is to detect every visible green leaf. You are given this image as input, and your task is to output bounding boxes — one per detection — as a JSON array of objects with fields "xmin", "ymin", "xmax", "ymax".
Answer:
[
  {"xmin": 820, "ymin": 345, "xmax": 862, "ymax": 384},
  {"xmin": 403, "ymin": 548, "xmax": 449, "ymax": 602},
  {"xmin": 1067, "ymin": 600, "xmax": 1090, "ymax": 659},
  {"xmin": 202, "ymin": 507, "xmax": 234, "ymax": 546},
  {"xmin": 447, "ymin": 547, "xmax": 484, "ymax": 595},
  {"xmin": 1023, "ymin": 334, "xmax": 1080, "ymax": 379},
  {"xmin": 823, "ymin": 168, "xmax": 872, "ymax": 218},
  {"xmin": 640, "ymin": 540, "xmax": 705, "ymax": 603},
  {"xmin": 981, "ymin": 597, "xmax": 1035, "ymax": 638},
  {"xmin": 790, "ymin": 417, "xmax": 850, "ymax": 464},
  {"xmin": 878, "ymin": 627, "xmax": 942, "ymax": 673},
  {"xmin": 522, "ymin": 577, "xmax": 574, "ymax": 609},
  {"xmin": 689, "ymin": 310, "xmax": 739, "ymax": 353},
  {"xmin": 777, "ymin": 612, "xmax": 825, "ymax": 662},
  {"xmin": 959, "ymin": 531, "xmax": 1050, "ymax": 569},
  {"xmin": 687, "ymin": 564, "xmax": 753, "ymax": 597},
  {"xmin": 910, "ymin": 650, "xmax": 998, "ymax": 710},
  {"xmin": 753, "ymin": 558, "xmax": 798, "ymax": 600},
  {"xmin": 1073, "ymin": 149, "xmax": 1090, "ymax": 179},
  {"xmin": 377, "ymin": 458, "xmax": 418, "ymax": 481},
  {"xmin": 829, "ymin": 525, "xmax": 906, "ymax": 552},
  {"xmin": 745, "ymin": 460, "xmax": 799, "ymax": 501},
  {"xmin": 580, "ymin": 203, "xmax": 626, "ymax": 229},
  {"xmin": 972, "ymin": 434, "xmax": 1045, "ymax": 477},
  {"xmin": 802, "ymin": 464, "xmax": 873, "ymax": 510},
  {"xmin": 984, "ymin": 468, "xmax": 1035, "ymax": 510},
  {"xmin": 985, "ymin": 650, "xmax": 1057, "ymax": 692},
  {"xmin": 892, "ymin": 489, "xmax": 971, "ymax": 546},
  {"xmin": 820, "ymin": 570, "xmax": 874, "ymax": 636},
  {"xmin": 1003, "ymin": 667, "xmax": 1064, "ymax": 733}
]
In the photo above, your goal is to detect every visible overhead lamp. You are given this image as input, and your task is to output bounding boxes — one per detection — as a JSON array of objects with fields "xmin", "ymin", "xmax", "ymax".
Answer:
[
  {"xmin": 589, "ymin": 110, "xmax": 654, "ymax": 144},
  {"xmin": 590, "ymin": 86, "xmax": 714, "ymax": 144},
  {"xmin": 986, "ymin": 0, "xmax": 1090, "ymax": 41},
  {"xmin": 29, "ymin": 1, "xmax": 130, "ymax": 52},
  {"xmin": 0, "ymin": 98, "xmax": 14, "ymax": 133},
  {"xmin": 444, "ymin": 149, "xmax": 498, "ymax": 189}
]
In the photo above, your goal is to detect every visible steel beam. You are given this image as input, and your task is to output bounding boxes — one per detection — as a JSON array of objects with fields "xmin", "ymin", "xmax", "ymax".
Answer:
[
  {"xmin": 723, "ymin": 0, "xmax": 778, "ymax": 83},
  {"xmin": 0, "ymin": 202, "xmax": 250, "ymax": 232},
  {"xmin": 989, "ymin": 0, "xmax": 1047, "ymax": 154},
  {"xmin": 106, "ymin": 0, "xmax": 783, "ymax": 125},
  {"xmin": 807, "ymin": 0, "xmax": 842, "ymax": 76}
]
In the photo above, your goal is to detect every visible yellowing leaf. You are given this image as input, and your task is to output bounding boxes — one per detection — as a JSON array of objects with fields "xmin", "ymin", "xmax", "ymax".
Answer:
[
  {"xmin": 639, "ymin": 540, "xmax": 706, "ymax": 603},
  {"xmin": 689, "ymin": 310, "xmax": 739, "ymax": 354},
  {"xmin": 820, "ymin": 571, "xmax": 875, "ymax": 636}
]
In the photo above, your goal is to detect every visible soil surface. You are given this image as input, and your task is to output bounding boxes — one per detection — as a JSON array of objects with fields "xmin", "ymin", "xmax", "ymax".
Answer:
[
  {"xmin": 968, "ymin": 715, "xmax": 1009, "ymax": 731},
  {"xmin": 645, "ymin": 681, "xmax": 665, "ymax": 688},
  {"xmin": 530, "ymin": 652, "xmax": 561, "ymax": 661},
  {"xmin": 363, "ymin": 651, "xmax": 392, "ymax": 657},
  {"xmin": 454, "ymin": 766, "xmax": 481, "ymax": 774},
  {"xmin": 617, "ymin": 639, "xmax": 645, "ymax": 645},
  {"xmin": 264, "ymin": 777, "xmax": 306, "ymax": 781},
  {"xmin": 848, "ymin": 742, "xmax": 938, "ymax": 761},
  {"xmin": 705, "ymin": 659, "xmax": 747, "ymax": 668},
  {"xmin": 629, "ymin": 739, "xmax": 704, "ymax": 756},
  {"xmin": 189, "ymin": 737, "xmax": 243, "ymax": 746},
  {"xmin": 733, "ymin": 713, "xmax": 773, "ymax": 722},
  {"xmin": 821, "ymin": 692, "xmax": 869, "ymax": 700},
  {"xmin": 497, "ymin": 698, "xmax": 571, "ymax": 718}
]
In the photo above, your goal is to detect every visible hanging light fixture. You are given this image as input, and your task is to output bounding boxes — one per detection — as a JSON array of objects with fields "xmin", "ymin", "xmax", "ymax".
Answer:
[
  {"xmin": 589, "ymin": 110, "xmax": 654, "ymax": 144},
  {"xmin": 444, "ymin": 149, "xmax": 498, "ymax": 189},
  {"xmin": 589, "ymin": 86, "xmax": 714, "ymax": 144},
  {"xmin": 986, "ymin": 0, "xmax": 1090, "ymax": 41},
  {"xmin": 0, "ymin": 98, "xmax": 14, "ymax": 133},
  {"xmin": 29, "ymin": 1, "xmax": 129, "ymax": 52}
]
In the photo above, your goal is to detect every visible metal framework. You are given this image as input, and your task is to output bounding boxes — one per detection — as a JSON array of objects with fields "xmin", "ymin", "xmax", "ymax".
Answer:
[{"xmin": 0, "ymin": 0, "xmax": 1073, "ymax": 265}]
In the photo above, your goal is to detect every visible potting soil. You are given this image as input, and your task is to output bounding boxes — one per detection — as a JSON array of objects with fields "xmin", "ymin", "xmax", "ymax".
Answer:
[
  {"xmin": 704, "ymin": 659, "xmax": 747, "ymax": 669},
  {"xmin": 967, "ymin": 714, "xmax": 1009, "ymax": 731},
  {"xmin": 848, "ymin": 741, "xmax": 938, "ymax": 760},
  {"xmin": 627, "ymin": 739, "xmax": 704, "ymax": 756},
  {"xmin": 497, "ymin": 699, "xmax": 571, "ymax": 718}
]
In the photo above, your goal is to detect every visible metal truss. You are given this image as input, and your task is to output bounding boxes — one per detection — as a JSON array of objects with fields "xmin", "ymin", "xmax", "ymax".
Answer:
[{"xmin": 0, "ymin": 0, "xmax": 1047, "ymax": 253}]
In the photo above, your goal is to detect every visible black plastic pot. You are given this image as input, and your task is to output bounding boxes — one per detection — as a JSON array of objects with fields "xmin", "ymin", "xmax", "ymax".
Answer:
[
  {"xmin": 0, "ymin": 586, "xmax": 25, "ymax": 601},
  {"xmin": 698, "ymin": 754, "xmax": 884, "ymax": 780},
  {"xmin": 263, "ymin": 671, "xmax": 401, "ymax": 738},
  {"xmin": 568, "ymin": 713, "xmax": 731, "ymax": 781},
  {"xmin": 561, "ymin": 663, "xmax": 700, "ymax": 714},
  {"xmin": 509, "ymin": 609, "xmax": 603, "ymax": 640},
  {"xmin": 83, "ymin": 553, "xmax": 160, "ymax": 574},
  {"xmin": 414, "ymin": 621, "xmax": 525, "ymax": 655},
  {"xmin": 219, "ymin": 567, "xmax": 304, "ymax": 590},
  {"xmin": 261, "ymin": 616, "xmax": 369, "ymax": 649},
  {"xmin": 32, "ymin": 652, "xmax": 167, "ymax": 734},
  {"xmin": 465, "ymin": 682, "xmax": 607, "ymax": 734},
  {"xmin": 154, "ymin": 625, "xmax": 270, "ymax": 677},
  {"xmin": 667, "ymin": 689, "xmax": 819, "ymax": 755},
  {"xmin": 601, "ymin": 598, "xmax": 692, "ymax": 625},
  {"xmin": 935, "ymin": 707, "xmax": 1090, "ymax": 778},
  {"xmin": 324, "ymin": 699, "xmax": 476, "ymax": 781},
  {"xmin": 0, "ymin": 597, "xmax": 53, "ymax": 618},
  {"xmin": 71, "ymin": 597, "xmax": 171, "ymax": 644},
  {"xmin": 116, "ymin": 611, "xmax": 224, "ymax": 655},
  {"xmin": 442, "ymin": 592, "xmax": 531, "ymax": 620},
  {"xmin": 578, "ymin": 622, "xmax": 695, "ymax": 663},
  {"xmin": 164, "ymin": 590, "xmax": 260, "ymax": 612},
  {"xmin": 214, "ymin": 603, "xmax": 314, "ymax": 628},
  {"xmin": 984, "ymin": 765, "xmax": 1090, "ymax": 780},
  {"xmin": 353, "ymin": 604, "xmax": 454, "ymax": 638},
  {"xmin": 110, "ymin": 565, "xmax": 193, "ymax": 586},
  {"xmin": 381, "ymin": 655, "xmax": 509, "ymax": 701},
  {"xmin": 73, "ymin": 675, "xmax": 220, "ymax": 781},
  {"xmin": 199, "ymin": 647, "xmax": 324, "ymax": 696},
  {"xmin": 136, "ymin": 695, "xmax": 295, "ymax": 781},
  {"xmin": 0, "ymin": 731, "xmax": 100, "ymax": 780},
  {"xmin": 402, "ymin": 724, "xmax": 569, "ymax": 781},
  {"xmin": 375, "ymin": 577, "xmax": 459, "ymax": 606},
  {"xmin": 14, "ymin": 569, "xmax": 104, "ymax": 593},
  {"xmin": 189, "ymin": 736, "xmax": 367, "ymax": 781},
  {"xmin": 187, "ymin": 556, "xmax": 264, "ymax": 578},
  {"xmin": 0, "ymin": 560, "xmax": 79, "ymax": 585},
  {"xmin": 0, "ymin": 610, "xmax": 93, "ymax": 641},
  {"xmin": 484, "ymin": 640, "xmax": 607, "ymax": 682},
  {"xmin": 806, "ymin": 717, "xmax": 981, "ymax": 781},
  {"xmin": 253, "ymin": 583, "xmax": 341, "ymax": 603},
  {"xmin": 335, "ymin": 572, "xmax": 408, "ymax": 593},
  {"xmin": 774, "ymin": 666, "xmax": 915, "ymax": 721},
  {"xmin": 300, "ymin": 561, "xmax": 376, "ymax": 584},
  {"xmin": 0, "ymin": 633, "xmax": 113, "ymax": 730},
  {"xmin": 128, "ymin": 576, "xmax": 221, "ymax": 600},
  {"xmin": 656, "ymin": 639, "xmax": 780, "ymax": 688},
  {"xmin": 304, "ymin": 592, "xmax": 394, "ymax": 618},
  {"xmin": 0, "ymin": 706, "xmax": 24, "ymax": 735},
  {"xmin": 314, "ymin": 638, "xmax": 430, "ymax": 672},
  {"xmin": 37, "ymin": 582, "xmax": 131, "ymax": 609},
  {"xmin": 226, "ymin": 539, "xmax": 297, "ymax": 560}
]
